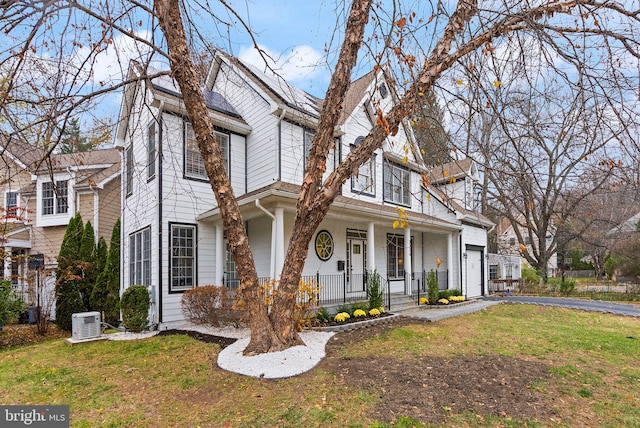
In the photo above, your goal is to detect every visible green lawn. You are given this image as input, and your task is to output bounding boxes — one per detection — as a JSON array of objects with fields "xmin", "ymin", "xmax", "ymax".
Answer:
[{"xmin": 1, "ymin": 304, "xmax": 639, "ymax": 427}]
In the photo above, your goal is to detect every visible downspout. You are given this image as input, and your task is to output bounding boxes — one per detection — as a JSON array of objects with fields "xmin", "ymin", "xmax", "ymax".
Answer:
[
  {"xmin": 255, "ymin": 199, "xmax": 276, "ymax": 279},
  {"xmin": 157, "ymin": 101, "xmax": 164, "ymax": 323},
  {"xmin": 276, "ymin": 110, "xmax": 285, "ymax": 181},
  {"xmin": 459, "ymin": 233, "xmax": 464, "ymax": 297}
]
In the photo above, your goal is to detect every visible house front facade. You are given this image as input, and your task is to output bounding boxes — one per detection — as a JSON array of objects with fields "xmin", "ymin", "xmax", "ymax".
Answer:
[
  {"xmin": 496, "ymin": 216, "xmax": 557, "ymax": 278},
  {"xmin": 0, "ymin": 139, "xmax": 121, "ymax": 308},
  {"xmin": 116, "ymin": 53, "xmax": 492, "ymax": 324}
]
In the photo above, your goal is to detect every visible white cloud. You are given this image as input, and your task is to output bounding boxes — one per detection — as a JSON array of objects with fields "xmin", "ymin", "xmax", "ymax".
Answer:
[{"xmin": 238, "ymin": 44, "xmax": 326, "ymax": 84}]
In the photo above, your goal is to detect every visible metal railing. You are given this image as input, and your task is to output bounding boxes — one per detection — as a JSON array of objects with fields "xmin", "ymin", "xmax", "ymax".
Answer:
[{"xmin": 224, "ymin": 271, "xmax": 391, "ymax": 309}]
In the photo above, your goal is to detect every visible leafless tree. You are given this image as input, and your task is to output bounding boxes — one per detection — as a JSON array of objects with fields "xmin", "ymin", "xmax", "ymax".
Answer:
[{"xmin": 1, "ymin": 0, "xmax": 638, "ymax": 353}]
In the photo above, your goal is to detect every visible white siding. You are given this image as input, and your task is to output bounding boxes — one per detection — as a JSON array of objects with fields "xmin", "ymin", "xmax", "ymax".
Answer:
[{"xmin": 213, "ymin": 62, "xmax": 278, "ymax": 192}]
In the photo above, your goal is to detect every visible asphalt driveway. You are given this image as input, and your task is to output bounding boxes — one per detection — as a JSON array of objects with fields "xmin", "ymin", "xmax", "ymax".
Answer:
[{"xmin": 486, "ymin": 295, "xmax": 640, "ymax": 318}]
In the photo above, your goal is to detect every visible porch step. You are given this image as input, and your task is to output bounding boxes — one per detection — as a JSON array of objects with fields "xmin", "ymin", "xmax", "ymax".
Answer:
[{"xmin": 387, "ymin": 293, "xmax": 419, "ymax": 313}]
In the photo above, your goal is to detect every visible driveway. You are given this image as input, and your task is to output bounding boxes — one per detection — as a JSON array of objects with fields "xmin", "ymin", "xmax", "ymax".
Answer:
[{"xmin": 486, "ymin": 295, "xmax": 640, "ymax": 318}]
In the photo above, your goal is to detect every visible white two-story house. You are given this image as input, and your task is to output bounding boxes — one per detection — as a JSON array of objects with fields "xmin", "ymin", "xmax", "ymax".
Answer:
[{"xmin": 116, "ymin": 52, "xmax": 492, "ymax": 324}]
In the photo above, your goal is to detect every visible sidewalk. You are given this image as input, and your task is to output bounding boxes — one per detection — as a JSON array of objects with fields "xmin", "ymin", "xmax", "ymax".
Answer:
[{"xmin": 398, "ymin": 298, "xmax": 504, "ymax": 322}]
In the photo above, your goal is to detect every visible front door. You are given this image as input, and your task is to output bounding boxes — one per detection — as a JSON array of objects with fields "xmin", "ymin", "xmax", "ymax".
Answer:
[{"xmin": 347, "ymin": 238, "xmax": 366, "ymax": 292}]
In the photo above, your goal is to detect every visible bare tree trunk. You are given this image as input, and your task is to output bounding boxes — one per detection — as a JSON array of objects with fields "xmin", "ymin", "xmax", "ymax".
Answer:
[{"xmin": 154, "ymin": 0, "xmax": 283, "ymax": 354}]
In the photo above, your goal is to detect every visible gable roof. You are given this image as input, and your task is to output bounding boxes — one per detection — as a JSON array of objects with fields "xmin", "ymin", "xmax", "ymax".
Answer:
[
  {"xmin": 1, "ymin": 136, "xmax": 49, "ymax": 172},
  {"xmin": 339, "ymin": 70, "xmax": 376, "ymax": 124},
  {"xmin": 208, "ymin": 51, "xmax": 322, "ymax": 120},
  {"xmin": 430, "ymin": 158, "xmax": 475, "ymax": 184},
  {"xmin": 607, "ymin": 211, "xmax": 640, "ymax": 236}
]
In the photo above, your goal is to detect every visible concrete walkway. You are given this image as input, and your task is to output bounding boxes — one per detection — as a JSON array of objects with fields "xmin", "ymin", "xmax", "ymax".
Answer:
[{"xmin": 398, "ymin": 299, "xmax": 504, "ymax": 322}]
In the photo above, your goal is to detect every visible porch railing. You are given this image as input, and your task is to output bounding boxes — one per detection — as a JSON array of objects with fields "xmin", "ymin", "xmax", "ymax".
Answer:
[{"xmin": 223, "ymin": 271, "xmax": 390, "ymax": 309}]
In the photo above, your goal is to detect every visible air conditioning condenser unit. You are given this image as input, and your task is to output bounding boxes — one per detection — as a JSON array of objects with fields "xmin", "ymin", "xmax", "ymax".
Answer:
[{"xmin": 72, "ymin": 312, "xmax": 101, "ymax": 340}]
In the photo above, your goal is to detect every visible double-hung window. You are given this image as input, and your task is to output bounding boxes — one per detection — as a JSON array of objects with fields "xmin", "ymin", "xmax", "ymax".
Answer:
[
  {"xmin": 5, "ymin": 191, "xmax": 18, "ymax": 217},
  {"xmin": 125, "ymin": 145, "xmax": 133, "ymax": 196},
  {"xmin": 384, "ymin": 162, "xmax": 411, "ymax": 206},
  {"xmin": 147, "ymin": 122, "xmax": 156, "ymax": 180},
  {"xmin": 170, "ymin": 224, "xmax": 197, "ymax": 291},
  {"xmin": 42, "ymin": 181, "xmax": 68, "ymax": 215},
  {"xmin": 185, "ymin": 123, "xmax": 229, "ymax": 180},
  {"xmin": 351, "ymin": 137, "xmax": 375, "ymax": 195},
  {"xmin": 129, "ymin": 227, "xmax": 151, "ymax": 286}
]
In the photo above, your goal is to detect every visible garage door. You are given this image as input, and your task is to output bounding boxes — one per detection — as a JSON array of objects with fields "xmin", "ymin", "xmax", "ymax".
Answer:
[{"xmin": 466, "ymin": 249, "xmax": 484, "ymax": 298}]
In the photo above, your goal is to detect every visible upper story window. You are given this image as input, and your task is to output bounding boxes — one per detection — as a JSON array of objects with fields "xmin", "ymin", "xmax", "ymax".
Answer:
[
  {"xmin": 185, "ymin": 123, "xmax": 229, "ymax": 180},
  {"xmin": 5, "ymin": 191, "xmax": 18, "ymax": 217},
  {"xmin": 147, "ymin": 122, "xmax": 156, "ymax": 180},
  {"xmin": 383, "ymin": 162, "xmax": 411, "ymax": 206},
  {"xmin": 125, "ymin": 145, "xmax": 133, "ymax": 196},
  {"xmin": 351, "ymin": 137, "xmax": 375, "ymax": 195},
  {"xmin": 42, "ymin": 180, "xmax": 68, "ymax": 215},
  {"xmin": 303, "ymin": 129, "xmax": 315, "ymax": 172},
  {"xmin": 379, "ymin": 83, "xmax": 388, "ymax": 99}
]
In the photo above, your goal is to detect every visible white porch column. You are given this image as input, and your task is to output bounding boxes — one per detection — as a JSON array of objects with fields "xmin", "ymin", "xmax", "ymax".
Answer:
[
  {"xmin": 367, "ymin": 221, "xmax": 375, "ymax": 272},
  {"xmin": 274, "ymin": 208, "xmax": 285, "ymax": 279},
  {"xmin": 447, "ymin": 233, "xmax": 454, "ymax": 290},
  {"xmin": 404, "ymin": 227, "xmax": 411, "ymax": 295},
  {"xmin": 215, "ymin": 223, "xmax": 224, "ymax": 285},
  {"xmin": 3, "ymin": 247, "xmax": 11, "ymax": 280}
]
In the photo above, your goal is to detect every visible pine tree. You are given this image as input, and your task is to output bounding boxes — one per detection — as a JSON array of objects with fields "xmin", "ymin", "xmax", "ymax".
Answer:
[
  {"xmin": 55, "ymin": 213, "xmax": 86, "ymax": 331},
  {"xmin": 91, "ymin": 219, "xmax": 120, "ymax": 325},
  {"xmin": 78, "ymin": 221, "xmax": 97, "ymax": 310},
  {"xmin": 412, "ymin": 89, "xmax": 451, "ymax": 166}
]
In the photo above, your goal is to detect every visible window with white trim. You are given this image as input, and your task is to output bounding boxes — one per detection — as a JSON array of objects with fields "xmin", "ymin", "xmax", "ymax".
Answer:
[
  {"xmin": 5, "ymin": 191, "xmax": 18, "ymax": 217},
  {"xmin": 351, "ymin": 137, "xmax": 375, "ymax": 194},
  {"xmin": 383, "ymin": 162, "xmax": 411, "ymax": 206},
  {"xmin": 170, "ymin": 224, "xmax": 196, "ymax": 291},
  {"xmin": 185, "ymin": 123, "xmax": 229, "ymax": 180},
  {"xmin": 147, "ymin": 122, "xmax": 156, "ymax": 180},
  {"xmin": 42, "ymin": 180, "xmax": 68, "ymax": 215},
  {"xmin": 129, "ymin": 227, "xmax": 151, "ymax": 286}
]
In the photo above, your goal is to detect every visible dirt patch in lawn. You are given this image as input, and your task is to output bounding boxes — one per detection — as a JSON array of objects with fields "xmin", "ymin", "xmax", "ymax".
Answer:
[{"xmin": 317, "ymin": 317, "xmax": 556, "ymax": 425}]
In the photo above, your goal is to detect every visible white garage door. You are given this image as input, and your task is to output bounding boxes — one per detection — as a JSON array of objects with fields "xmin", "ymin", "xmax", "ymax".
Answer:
[{"xmin": 466, "ymin": 250, "xmax": 483, "ymax": 298}]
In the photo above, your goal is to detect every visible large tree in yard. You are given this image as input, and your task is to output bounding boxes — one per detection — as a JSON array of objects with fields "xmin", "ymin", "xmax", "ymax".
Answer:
[{"xmin": 2, "ymin": 0, "xmax": 638, "ymax": 353}]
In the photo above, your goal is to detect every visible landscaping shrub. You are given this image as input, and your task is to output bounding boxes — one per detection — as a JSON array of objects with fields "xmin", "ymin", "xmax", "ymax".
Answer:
[
  {"xmin": 350, "ymin": 301, "xmax": 369, "ymax": 313},
  {"xmin": 366, "ymin": 270, "xmax": 383, "ymax": 310},
  {"xmin": 55, "ymin": 213, "xmax": 86, "ymax": 331},
  {"xmin": 438, "ymin": 289, "xmax": 462, "ymax": 300},
  {"xmin": 0, "ymin": 280, "xmax": 25, "ymax": 327},
  {"xmin": 314, "ymin": 307, "xmax": 331, "ymax": 323},
  {"xmin": 120, "ymin": 285, "xmax": 150, "ymax": 332},
  {"xmin": 427, "ymin": 269, "xmax": 439, "ymax": 304},
  {"xmin": 181, "ymin": 285, "xmax": 242, "ymax": 327},
  {"xmin": 90, "ymin": 219, "xmax": 121, "ymax": 326}
]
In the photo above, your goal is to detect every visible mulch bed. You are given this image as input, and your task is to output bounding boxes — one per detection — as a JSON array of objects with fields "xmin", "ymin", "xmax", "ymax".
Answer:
[
  {"xmin": 156, "ymin": 329, "xmax": 237, "ymax": 349},
  {"xmin": 0, "ymin": 324, "xmax": 69, "ymax": 349}
]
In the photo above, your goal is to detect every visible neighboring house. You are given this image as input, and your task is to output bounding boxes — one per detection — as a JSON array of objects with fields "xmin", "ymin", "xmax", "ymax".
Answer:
[
  {"xmin": 116, "ymin": 52, "xmax": 493, "ymax": 324},
  {"xmin": 0, "ymin": 137, "xmax": 121, "ymax": 307},
  {"xmin": 496, "ymin": 216, "xmax": 557, "ymax": 277},
  {"xmin": 429, "ymin": 158, "xmax": 481, "ymax": 212},
  {"xmin": 606, "ymin": 211, "xmax": 640, "ymax": 237},
  {"xmin": 487, "ymin": 253, "xmax": 522, "ymax": 292}
]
